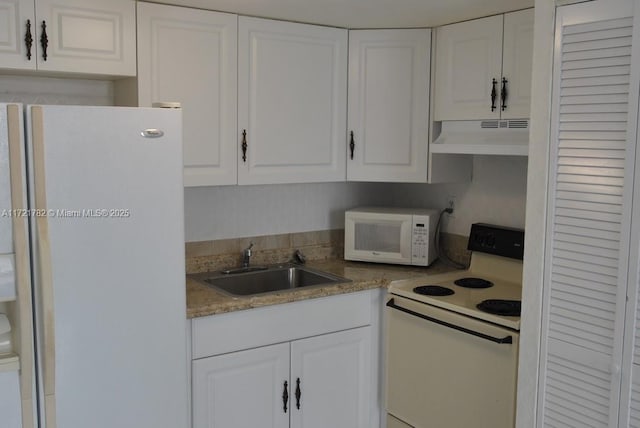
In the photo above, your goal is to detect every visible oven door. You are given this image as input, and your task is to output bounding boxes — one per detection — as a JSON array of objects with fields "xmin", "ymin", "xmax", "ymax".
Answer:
[{"xmin": 385, "ymin": 295, "xmax": 519, "ymax": 428}]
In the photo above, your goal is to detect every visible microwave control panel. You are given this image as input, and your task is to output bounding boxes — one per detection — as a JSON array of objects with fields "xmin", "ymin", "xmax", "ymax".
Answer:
[{"xmin": 411, "ymin": 215, "xmax": 432, "ymax": 266}]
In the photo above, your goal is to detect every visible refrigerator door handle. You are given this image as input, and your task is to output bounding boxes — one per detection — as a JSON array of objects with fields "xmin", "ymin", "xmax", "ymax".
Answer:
[
  {"xmin": 31, "ymin": 106, "xmax": 58, "ymax": 428},
  {"xmin": 140, "ymin": 128, "xmax": 164, "ymax": 138}
]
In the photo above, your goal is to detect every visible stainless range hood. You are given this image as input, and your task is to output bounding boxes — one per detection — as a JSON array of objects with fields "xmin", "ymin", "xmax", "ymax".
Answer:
[{"xmin": 430, "ymin": 120, "xmax": 529, "ymax": 156}]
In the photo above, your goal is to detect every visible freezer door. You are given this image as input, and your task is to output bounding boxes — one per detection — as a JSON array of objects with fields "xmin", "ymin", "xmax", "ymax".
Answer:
[{"xmin": 27, "ymin": 105, "xmax": 188, "ymax": 428}]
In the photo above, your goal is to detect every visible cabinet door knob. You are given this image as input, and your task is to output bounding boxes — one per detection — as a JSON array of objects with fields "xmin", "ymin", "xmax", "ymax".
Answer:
[
  {"xmin": 501, "ymin": 77, "xmax": 508, "ymax": 111},
  {"xmin": 282, "ymin": 380, "xmax": 288, "ymax": 413},
  {"xmin": 25, "ymin": 20, "xmax": 33, "ymax": 60},
  {"xmin": 40, "ymin": 21, "xmax": 48, "ymax": 61},
  {"xmin": 241, "ymin": 129, "xmax": 248, "ymax": 163},
  {"xmin": 490, "ymin": 78, "xmax": 497, "ymax": 112},
  {"xmin": 349, "ymin": 131, "xmax": 355, "ymax": 160},
  {"xmin": 295, "ymin": 378, "xmax": 301, "ymax": 409}
]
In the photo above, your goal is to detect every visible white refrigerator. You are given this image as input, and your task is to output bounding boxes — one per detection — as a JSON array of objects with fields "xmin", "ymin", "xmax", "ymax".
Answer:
[{"xmin": 0, "ymin": 103, "xmax": 189, "ymax": 428}]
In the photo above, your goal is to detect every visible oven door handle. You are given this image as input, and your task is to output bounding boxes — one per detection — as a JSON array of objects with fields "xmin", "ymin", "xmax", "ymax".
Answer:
[{"xmin": 386, "ymin": 298, "xmax": 513, "ymax": 344}]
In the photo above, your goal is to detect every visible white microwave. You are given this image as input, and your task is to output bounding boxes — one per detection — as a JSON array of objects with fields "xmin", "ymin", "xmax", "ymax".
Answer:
[{"xmin": 344, "ymin": 207, "xmax": 439, "ymax": 266}]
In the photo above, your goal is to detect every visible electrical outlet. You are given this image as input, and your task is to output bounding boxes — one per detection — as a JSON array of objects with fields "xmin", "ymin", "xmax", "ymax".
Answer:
[{"xmin": 447, "ymin": 195, "xmax": 457, "ymax": 218}]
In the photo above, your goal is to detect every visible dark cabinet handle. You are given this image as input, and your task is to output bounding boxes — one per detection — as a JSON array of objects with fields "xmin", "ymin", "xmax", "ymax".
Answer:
[
  {"xmin": 282, "ymin": 381, "xmax": 288, "ymax": 413},
  {"xmin": 25, "ymin": 20, "xmax": 33, "ymax": 60},
  {"xmin": 501, "ymin": 77, "xmax": 508, "ymax": 111},
  {"xmin": 241, "ymin": 129, "xmax": 247, "ymax": 163},
  {"xmin": 40, "ymin": 21, "xmax": 48, "ymax": 61},
  {"xmin": 295, "ymin": 378, "xmax": 301, "ymax": 409},
  {"xmin": 349, "ymin": 131, "xmax": 355, "ymax": 160},
  {"xmin": 490, "ymin": 78, "xmax": 497, "ymax": 112}
]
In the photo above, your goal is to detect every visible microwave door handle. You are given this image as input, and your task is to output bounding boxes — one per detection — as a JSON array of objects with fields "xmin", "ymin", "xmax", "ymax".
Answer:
[{"xmin": 386, "ymin": 298, "xmax": 513, "ymax": 344}]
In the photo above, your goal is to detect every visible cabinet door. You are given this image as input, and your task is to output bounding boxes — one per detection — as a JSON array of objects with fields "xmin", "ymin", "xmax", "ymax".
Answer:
[
  {"xmin": 290, "ymin": 327, "xmax": 371, "ymax": 428},
  {"xmin": 34, "ymin": 0, "xmax": 135, "ymax": 76},
  {"xmin": 238, "ymin": 17, "xmax": 347, "ymax": 185},
  {"xmin": 192, "ymin": 343, "xmax": 290, "ymax": 428},
  {"xmin": 500, "ymin": 9, "xmax": 534, "ymax": 119},
  {"xmin": 347, "ymin": 29, "xmax": 430, "ymax": 183},
  {"xmin": 0, "ymin": 0, "xmax": 36, "ymax": 70},
  {"xmin": 137, "ymin": 3, "xmax": 237, "ymax": 187},
  {"xmin": 434, "ymin": 14, "xmax": 503, "ymax": 121}
]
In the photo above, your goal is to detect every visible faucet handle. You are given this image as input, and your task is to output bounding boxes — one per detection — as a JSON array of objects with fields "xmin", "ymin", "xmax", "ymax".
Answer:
[
  {"xmin": 243, "ymin": 242, "xmax": 254, "ymax": 254},
  {"xmin": 292, "ymin": 249, "xmax": 306, "ymax": 265}
]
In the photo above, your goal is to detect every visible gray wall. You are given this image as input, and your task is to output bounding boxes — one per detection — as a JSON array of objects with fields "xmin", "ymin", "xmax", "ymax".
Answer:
[
  {"xmin": 185, "ymin": 155, "xmax": 528, "ymax": 241},
  {"xmin": 0, "ymin": 75, "xmax": 113, "ymax": 105}
]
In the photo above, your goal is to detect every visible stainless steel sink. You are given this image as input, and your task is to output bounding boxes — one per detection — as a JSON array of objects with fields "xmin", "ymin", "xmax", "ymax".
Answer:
[{"xmin": 190, "ymin": 264, "xmax": 351, "ymax": 297}]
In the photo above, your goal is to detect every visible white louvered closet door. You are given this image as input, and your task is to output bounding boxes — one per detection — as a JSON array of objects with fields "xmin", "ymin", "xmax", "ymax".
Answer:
[
  {"xmin": 627, "ymin": 226, "xmax": 640, "ymax": 425},
  {"xmin": 623, "ymin": 1, "xmax": 640, "ymax": 421},
  {"xmin": 541, "ymin": 1, "xmax": 640, "ymax": 427}
]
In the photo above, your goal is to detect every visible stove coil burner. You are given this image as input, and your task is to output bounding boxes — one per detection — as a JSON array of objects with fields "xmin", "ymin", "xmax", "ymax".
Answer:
[
  {"xmin": 477, "ymin": 299, "xmax": 521, "ymax": 316},
  {"xmin": 413, "ymin": 285, "xmax": 455, "ymax": 296},
  {"xmin": 454, "ymin": 277, "xmax": 494, "ymax": 289}
]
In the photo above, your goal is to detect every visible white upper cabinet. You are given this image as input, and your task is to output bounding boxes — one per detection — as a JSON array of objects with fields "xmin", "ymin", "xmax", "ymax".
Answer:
[
  {"xmin": 434, "ymin": 9, "xmax": 533, "ymax": 120},
  {"xmin": 347, "ymin": 29, "xmax": 431, "ymax": 183},
  {"xmin": 238, "ymin": 16, "xmax": 348, "ymax": 185},
  {"xmin": 0, "ymin": 0, "xmax": 35, "ymax": 70},
  {"xmin": 434, "ymin": 15, "xmax": 503, "ymax": 120},
  {"xmin": 137, "ymin": 2, "xmax": 238, "ymax": 187},
  {"xmin": 0, "ymin": 0, "xmax": 136, "ymax": 76},
  {"xmin": 500, "ymin": 9, "xmax": 534, "ymax": 119}
]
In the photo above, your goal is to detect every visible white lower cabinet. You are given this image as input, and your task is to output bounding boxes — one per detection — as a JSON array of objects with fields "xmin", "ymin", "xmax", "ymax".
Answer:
[
  {"xmin": 190, "ymin": 290, "xmax": 381, "ymax": 428},
  {"xmin": 192, "ymin": 342, "xmax": 290, "ymax": 428},
  {"xmin": 192, "ymin": 327, "xmax": 371, "ymax": 428},
  {"xmin": 289, "ymin": 328, "xmax": 371, "ymax": 428}
]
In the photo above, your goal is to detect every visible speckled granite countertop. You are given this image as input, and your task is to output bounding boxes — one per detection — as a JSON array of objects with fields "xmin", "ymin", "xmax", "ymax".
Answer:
[{"xmin": 186, "ymin": 259, "xmax": 458, "ymax": 319}]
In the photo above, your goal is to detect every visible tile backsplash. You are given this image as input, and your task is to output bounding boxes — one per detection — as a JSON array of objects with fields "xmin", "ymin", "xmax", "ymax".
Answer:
[
  {"xmin": 185, "ymin": 229, "xmax": 470, "ymax": 274},
  {"xmin": 186, "ymin": 229, "xmax": 344, "ymax": 274}
]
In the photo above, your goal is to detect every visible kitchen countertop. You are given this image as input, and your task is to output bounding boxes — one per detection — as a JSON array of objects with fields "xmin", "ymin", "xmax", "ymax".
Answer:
[{"xmin": 186, "ymin": 259, "xmax": 459, "ymax": 318}]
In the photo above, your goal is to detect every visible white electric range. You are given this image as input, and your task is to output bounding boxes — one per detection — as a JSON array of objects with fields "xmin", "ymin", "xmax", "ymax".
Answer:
[
  {"xmin": 388, "ymin": 248, "xmax": 523, "ymax": 330},
  {"xmin": 385, "ymin": 224, "xmax": 524, "ymax": 428}
]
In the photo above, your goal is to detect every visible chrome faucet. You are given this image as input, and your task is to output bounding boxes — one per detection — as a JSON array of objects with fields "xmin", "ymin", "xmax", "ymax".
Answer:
[{"xmin": 242, "ymin": 242, "xmax": 254, "ymax": 268}]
